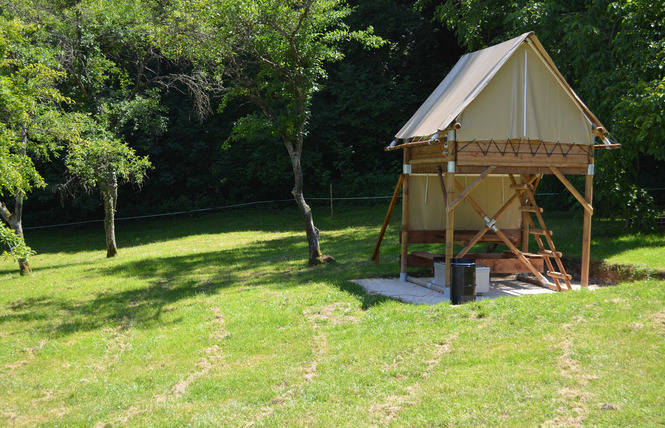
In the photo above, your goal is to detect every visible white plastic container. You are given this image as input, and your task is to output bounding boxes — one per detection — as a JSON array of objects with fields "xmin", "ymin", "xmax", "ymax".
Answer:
[
  {"xmin": 433, "ymin": 262, "xmax": 447, "ymax": 287},
  {"xmin": 476, "ymin": 266, "xmax": 490, "ymax": 294}
]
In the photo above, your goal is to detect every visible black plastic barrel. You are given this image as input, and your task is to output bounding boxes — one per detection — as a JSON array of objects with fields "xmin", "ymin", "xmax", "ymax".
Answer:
[{"xmin": 450, "ymin": 258, "xmax": 476, "ymax": 305}]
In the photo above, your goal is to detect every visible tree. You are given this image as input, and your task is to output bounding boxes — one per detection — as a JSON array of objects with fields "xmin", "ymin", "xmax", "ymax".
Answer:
[
  {"xmin": 161, "ymin": 0, "xmax": 384, "ymax": 265},
  {"xmin": 65, "ymin": 134, "xmax": 150, "ymax": 257},
  {"xmin": 0, "ymin": 14, "xmax": 78, "ymax": 274}
]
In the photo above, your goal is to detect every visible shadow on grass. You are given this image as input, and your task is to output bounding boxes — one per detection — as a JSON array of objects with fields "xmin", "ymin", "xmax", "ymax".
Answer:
[{"xmin": 1, "ymin": 228, "xmax": 397, "ymax": 337}]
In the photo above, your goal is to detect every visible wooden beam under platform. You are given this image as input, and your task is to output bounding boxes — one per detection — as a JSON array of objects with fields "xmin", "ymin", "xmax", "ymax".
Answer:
[{"xmin": 406, "ymin": 251, "xmax": 545, "ymax": 273}]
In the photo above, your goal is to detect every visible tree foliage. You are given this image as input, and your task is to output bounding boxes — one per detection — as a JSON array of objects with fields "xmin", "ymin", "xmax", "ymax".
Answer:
[
  {"xmin": 0, "ymin": 13, "xmax": 80, "ymax": 271},
  {"xmin": 161, "ymin": 0, "xmax": 385, "ymax": 264}
]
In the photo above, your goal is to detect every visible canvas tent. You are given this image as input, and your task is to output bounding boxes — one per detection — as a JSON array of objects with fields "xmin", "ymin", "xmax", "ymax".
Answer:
[{"xmin": 372, "ymin": 32, "xmax": 619, "ymax": 291}]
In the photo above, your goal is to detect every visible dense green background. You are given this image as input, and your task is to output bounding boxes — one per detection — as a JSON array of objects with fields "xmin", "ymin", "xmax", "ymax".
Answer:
[{"xmin": 3, "ymin": 0, "xmax": 664, "ymax": 228}]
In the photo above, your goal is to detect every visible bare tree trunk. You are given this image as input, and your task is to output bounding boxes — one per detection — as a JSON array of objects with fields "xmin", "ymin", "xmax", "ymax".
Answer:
[
  {"xmin": 101, "ymin": 174, "xmax": 119, "ymax": 258},
  {"xmin": 8, "ymin": 126, "xmax": 32, "ymax": 274},
  {"xmin": 284, "ymin": 136, "xmax": 332, "ymax": 265},
  {"xmin": 12, "ymin": 192, "xmax": 30, "ymax": 275},
  {"xmin": 0, "ymin": 197, "xmax": 31, "ymax": 275}
]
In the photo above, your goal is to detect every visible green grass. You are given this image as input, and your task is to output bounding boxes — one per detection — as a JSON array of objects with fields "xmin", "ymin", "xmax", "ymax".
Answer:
[{"xmin": 1, "ymin": 204, "xmax": 664, "ymax": 426}]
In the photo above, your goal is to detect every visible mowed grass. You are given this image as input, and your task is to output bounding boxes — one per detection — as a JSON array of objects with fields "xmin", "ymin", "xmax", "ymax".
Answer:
[{"xmin": 1, "ymin": 204, "xmax": 664, "ymax": 426}]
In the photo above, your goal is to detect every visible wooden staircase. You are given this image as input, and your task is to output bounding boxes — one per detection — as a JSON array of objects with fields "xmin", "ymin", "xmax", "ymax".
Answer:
[{"xmin": 510, "ymin": 175, "xmax": 572, "ymax": 291}]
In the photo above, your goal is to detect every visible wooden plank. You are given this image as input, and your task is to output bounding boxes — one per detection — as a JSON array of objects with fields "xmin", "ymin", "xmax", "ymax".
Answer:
[
  {"xmin": 371, "ymin": 174, "xmax": 404, "ymax": 264},
  {"xmin": 550, "ymin": 167, "xmax": 594, "ymax": 214},
  {"xmin": 455, "ymin": 166, "xmax": 588, "ymax": 175},
  {"xmin": 529, "ymin": 229, "xmax": 552, "ymax": 236},
  {"xmin": 539, "ymin": 249, "xmax": 562, "ymax": 258},
  {"xmin": 457, "ymin": 154, "xmax": 588, "ymax": 168},
  {"xmin": 477, "ymin": 257, "xmax": 544, "ymax": 274},
  {"xmin": 447, "ymin": 165, "xmax": 497, "ymax": 212},
  {"xmin": 547, "ymin": 271, "xmax": 572, "ymax": 280},
  {"xmin": 405, "ymin": 252, "xmax": 544, "ymax": 273},
  {"xmin": 410, "ymin": 143, "xmax": 449, "ymax": 158},
  {"xmin": 409, "ymin": 157, "xmax": 450, "ymax": 166},
  {"xmin": 406, "ymin": 229, "xmax": 522, "ymax": 245},
  {"xmin": 593, "ymin": 143, "xmax": 621, "ymax": 149},
  {"xmin": 520, "ymin": 206, "xmax": 543, "ymax": 213}
]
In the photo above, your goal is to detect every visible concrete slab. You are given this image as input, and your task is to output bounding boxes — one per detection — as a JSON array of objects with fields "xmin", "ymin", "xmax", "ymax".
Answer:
[{"xmin": 352, "ymin": 275, "xmax": 596, "ymax": 305}]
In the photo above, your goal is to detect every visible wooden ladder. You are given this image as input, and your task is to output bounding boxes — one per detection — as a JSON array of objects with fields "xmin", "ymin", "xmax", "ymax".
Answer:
[{"xmin": 511, "ymin": 175, "xmax": 572, "ymax": 291}]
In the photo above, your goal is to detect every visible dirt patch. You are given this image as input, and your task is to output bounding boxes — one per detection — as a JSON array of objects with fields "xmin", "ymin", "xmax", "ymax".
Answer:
[
  {"xmin": 649, "ymin": 310, "xmax": 665, "ymax": 332},
  {"xmin": 563, "ymin": 257, "xmax": 665, "ymax": 284},
  {"xmin": 422, "ymin": 335, "xmax": 457, "ymax": 379},
  {"xmin": 303, "ymin": 303, "xmax": 359, "ymax": 326},
  {"xmin": 370, "ymin": 386, "xmax": 418, "ymax": 425},
  {"xmin": 544, "ymin": 324, "xmax": 598, "ymax": 426},
  {"xmin": 4, "ymin": 339, "xmax": 48, "ymax": 371}
]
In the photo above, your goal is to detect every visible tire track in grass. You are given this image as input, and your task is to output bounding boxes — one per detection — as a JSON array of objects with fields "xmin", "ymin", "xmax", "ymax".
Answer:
[
  {"xmin": 370, "ymin": 332, "xmax": 458, "ymax": 426},
  {"xmin": 3, "ymin": 338, "xmax": 48, "ymax": 371},
  {"xmin": 156, "ymin": 304, "xmax": 229, "ymax": 402},
  {"xmin": 246, "ymin": 303, "xmax": 348, "ymax": 427},
  {"xmin": 109, "ymin": 302, "xmax": 230, "ymax": 426},
  {"xmin": 543, "ymin": 318, "xmax": 598, "ymax": 427}
]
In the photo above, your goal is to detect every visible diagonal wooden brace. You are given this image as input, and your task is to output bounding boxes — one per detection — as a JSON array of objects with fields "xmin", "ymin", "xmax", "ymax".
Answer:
[
  {"xmin": 454, "ymin": 177, "xmax": 551, "ymax": 286},
  {"xmin": 447, "ymin": 165, "xmax": 496, "ymax": 212},
  {"xmin": 550, "ymin": 167, "xmax": 593, "ymax": 214},
  {"xmin": 371, "ymin": 174, "xmax": 405, "ymax": 264},
  {"xmin": 456, "ymin": 191, "xmax": 521, "ymax": 258}
]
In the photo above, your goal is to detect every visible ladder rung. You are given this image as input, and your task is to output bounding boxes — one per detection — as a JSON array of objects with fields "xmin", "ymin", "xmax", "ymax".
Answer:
[
  {"xmin": 510, "ymin": 184, "xmax": 531, "ymax": 190},
  {"xmin": 521, "ymin": 252, "xmax": 544, "ymax": 259},
  {"xmin": 529, "ymin": 229, "xmax": 552, "ymax": 236},
  {"xmin": 520, "ymin": 206, "xmax": 543, "ymax": 213},
  {"xmin": 539, "ymin": 250, "xmax": 562, "ymax": 258},
  {"xmin": 547, "ymin": 271, "xmax": 571, "ymax": 280}
]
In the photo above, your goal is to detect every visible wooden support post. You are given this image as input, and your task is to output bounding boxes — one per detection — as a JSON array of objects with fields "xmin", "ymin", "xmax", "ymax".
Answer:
[
  {"xmin": 445, "ymin": 160, "xmax": 455, "ymax": 287},
  {"xmin": 400, "ymin": 149, "xmax": 411, "ymax": 281},
  {"xmin": 581, "ymin": 168, "xmax": 593, "ymax": 286},
  {"xmin": 372, "ymin": 174, "xmax": 405, "ymax": 264}
]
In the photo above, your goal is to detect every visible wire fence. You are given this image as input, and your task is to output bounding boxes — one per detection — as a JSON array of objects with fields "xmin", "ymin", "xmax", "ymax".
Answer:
[
  {"xmin": 20, "ymin": 187, "xmax": 665, "ymax": 231},
  {"xmin": 22, "ymin": 195, "xmax": 395, "ymax": 231}
]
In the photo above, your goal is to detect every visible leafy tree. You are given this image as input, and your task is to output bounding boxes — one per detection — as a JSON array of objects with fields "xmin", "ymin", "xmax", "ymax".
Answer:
[
  {"xmin": 161, "ymin": 0, "xmax": 384, "ymax": 265},
  {"xmin": 0, "ymin": 14, "xmax": 79, "ymax": 273},
  {"xmin": 418, "ymin": 0, "xmax": 665, "ymax": 225},
  {"xmin": 65, "ymin": 133, "xmax": 150, "ymax": 257}
]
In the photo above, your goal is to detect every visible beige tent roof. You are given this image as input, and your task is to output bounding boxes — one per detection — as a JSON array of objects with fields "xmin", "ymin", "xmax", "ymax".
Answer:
[{"xmin": 395, "ymin": 32, "xmax": 604, "ymax": 145}]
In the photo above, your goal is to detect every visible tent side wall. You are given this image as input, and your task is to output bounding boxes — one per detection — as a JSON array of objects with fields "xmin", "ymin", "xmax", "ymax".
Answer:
[{"xmin": 407, "ymin": 174, "xmax": 522, "ymax": 230}]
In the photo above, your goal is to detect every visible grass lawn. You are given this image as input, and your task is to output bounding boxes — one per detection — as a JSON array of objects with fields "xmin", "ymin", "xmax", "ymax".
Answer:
[{"xmin": 1, "ymin": 204, "xmax": 664, "ymax": 426}]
